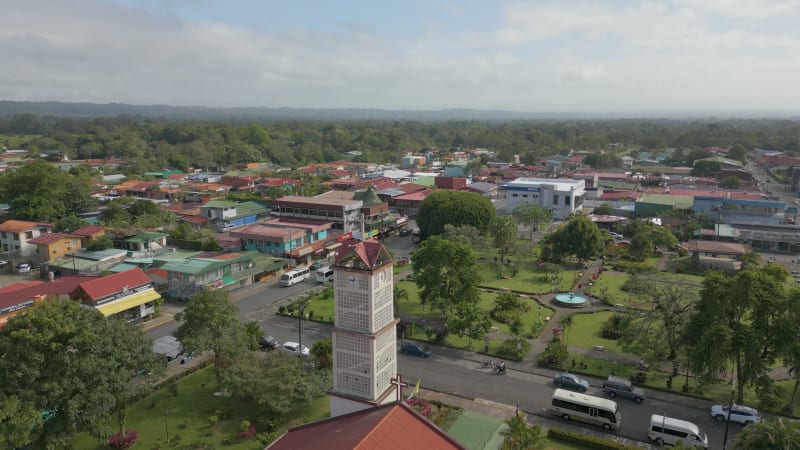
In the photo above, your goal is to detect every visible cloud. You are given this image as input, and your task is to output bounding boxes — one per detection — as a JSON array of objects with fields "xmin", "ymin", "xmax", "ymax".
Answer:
[{"xmin": 0, "ymin": 0, "xmax": 798, "ymax": 112}]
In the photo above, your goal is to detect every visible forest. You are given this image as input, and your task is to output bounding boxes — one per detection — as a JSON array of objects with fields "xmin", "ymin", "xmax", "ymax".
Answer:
[{"xmin": 1, "ymin": 113, "xmax": 800, "ymax": 174}]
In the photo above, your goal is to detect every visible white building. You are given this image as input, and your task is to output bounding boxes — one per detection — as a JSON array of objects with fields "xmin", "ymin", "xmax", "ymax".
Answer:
[
  {"xmin": 328, "ymin": 239, "xmax": 398, "ymax": 417},
  {"xmin": 503, "ymin": 177, "xmax": 586, "ymax": 219},
  {"xmin": 0, "ymin": 219, "xmax": 55, "ymax": 258}
]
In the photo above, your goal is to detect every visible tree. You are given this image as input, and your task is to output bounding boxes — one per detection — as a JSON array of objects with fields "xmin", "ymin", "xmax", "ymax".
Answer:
[
  {"xmin": 412, "ymin": 236, "xmax": 481, "ymax": 322},
  {"xmin": 512, "ymin": 204, "xmax": 552, "ymax": 248},
  {"xmin": 728, "ymin": 144, "xmax": 747, "ymax": 164},
  {"xmin": 690, "ymin": 160, "xmax": 720, "ymax": 177},
  {"xmin": 592, "ymin": 203, "xmax": 614, "ymax": 215},
  {"xmin": 311, "ymin": 337, "xmax": 333, "ymax": 370},
  {"xmin": 222, "ymin": 351, "xmax": 330, "ymax": 421},
  {"xmin": 719, "ymin": 176, "xmax": 741, "ymax": 189},
  {"xmin": 416, "ymin": 190, "xmax": 495, "ymax": 238},
  {"xmin": 782, "ymin": 289, "xmax": 800, "ymax": 410},
  {"xmin": 0, "ymin": 393, "xmax": 42, "ymax": 450},
  {"xmin": 491, "ymin": 216, "xmax": 517, "ymax": 263},
  {"xmin": 86, "ymin": 234, "xmax": 113, "ymax": 251},
  {"xmin": 501, "ymin": 414, "xmax": 548, "ymax": 450},
  {"xmin": 0, "ymin": 301, "xmax": 158, "ymax": 448},
  {"xmin": 734, "ymin": 417, "xmax": 800, "ymax": 450},
  {"xmin": 0, "ymin": 159, "xmax": 69, "ymax": 221},
  {"xmin": 55, "ymin": 214, "xmax": 88, "ymax": 233},
  {"xmin": 175, "ymin": 290, "xmax": 247, "ymax": 388},
  {"xmin": 101, "ymin": 201, "xmax": 132, "ymax": 228},
  {"xmin": 684, "ymin": 268, "xmax": 788, "ymax": 402},
  {"xmin": 243, "ymin": 321, "xmax": 262, "ymax": 351},
  {"xmin": 441, "ymin": 224, "xmax": 490, "ymax": 251},
  {"xmin": 618, "ymin": 276, "xmax": 696, "ymax": 373},
  {"xmin": 543, "ymin": 215, "xmax": 604, "ymax": 262}
]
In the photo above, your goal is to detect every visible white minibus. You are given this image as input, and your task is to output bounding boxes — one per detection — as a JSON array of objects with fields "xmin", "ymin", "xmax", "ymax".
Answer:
[
  {"xmin": 649, "ymin": 414, "xmax": 708, "ymax": 448},
  {"xmin": 280, "ymin": 267, "xmax": 311, "ymax": 286},
  {"xmin": 315, "ymin": 266, "xmax": 334, "ymax": 283},
  {"xmin": 550, "ymin": 388, "xmax": 621, "ymax": 431}
]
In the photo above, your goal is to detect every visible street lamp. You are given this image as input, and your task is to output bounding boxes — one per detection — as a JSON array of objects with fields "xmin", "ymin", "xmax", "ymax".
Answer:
[
  {"xmin": 163, "ymin": 409, "xmax": 169, "ymax": 443},
  {"xmin": 722, "ymin": 378, "xmax": 736, "ymax": 450},
  {"xmin": 298, "ymin": 300, "xmax": 311, "ymax": 357}
]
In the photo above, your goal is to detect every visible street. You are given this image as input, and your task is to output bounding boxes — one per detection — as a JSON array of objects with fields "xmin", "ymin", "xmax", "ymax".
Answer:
[{"xmin": 144, "ymin": 232, "xmax": 746, "ymax": 449}]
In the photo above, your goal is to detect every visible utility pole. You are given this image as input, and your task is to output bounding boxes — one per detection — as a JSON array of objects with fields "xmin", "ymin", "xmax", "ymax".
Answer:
[{"xmin": 722, "ymin": 378, "xmax": 736, "ymax": 450}]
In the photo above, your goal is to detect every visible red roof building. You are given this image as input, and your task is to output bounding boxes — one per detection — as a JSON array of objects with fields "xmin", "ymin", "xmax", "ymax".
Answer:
[
  {"xmin": 266, "ymin": 402, "xmax": 466, "ymax": 450},
  {"xmin": 73, "ymin": 268, "xmax": 161, "ymax": 320}
]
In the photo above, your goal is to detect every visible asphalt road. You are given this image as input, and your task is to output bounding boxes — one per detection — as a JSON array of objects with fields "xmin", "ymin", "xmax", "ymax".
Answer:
[{"xmin": 144, "ymin": 232, "xmax": 747, "ymax": 449}]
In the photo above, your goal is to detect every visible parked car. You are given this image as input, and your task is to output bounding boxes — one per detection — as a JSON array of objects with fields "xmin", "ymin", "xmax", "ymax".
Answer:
[
  {"xmin": 400, "ymin": 341, "xmax": 431, "ymax": 357},
  {"xmin": 609, "ymin": 232, "xmax": 624, "ymax": 240},
  {"xmin": 258, "ymin": 335, "xmax": 280, "ymax": 351},
  {"xmin": 553, "ymin": 372, "xmax": 590, "ymax": 392},
  {"xmin": 710, "ymin": 404, "xmax": 761, "ymax": 425},
  {"xmin": 310, "ymin": 260, "xmax": 324, "ymax": 270},
  {"xmin": 603, "ymin": 375, "xmax": 646, "ymax": 403},
  {"xmin": 281, "ymin": 341, "xmax": 310, "ymax": 357},
  {"xmin": 0, "ymin": 260, "xmax": 7, "ymax": 269},
  {"xmin": 16, "ymin": 263, "xmax": 31, "ymax": 273},
  {"xmin": 399, "ymin": 228, "xmax": 411, "ymax": 236}
]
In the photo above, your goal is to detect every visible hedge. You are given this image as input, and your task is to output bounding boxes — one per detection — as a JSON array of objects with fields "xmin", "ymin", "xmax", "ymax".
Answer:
[{"xmin": 547, "ymin": 428, "xmax": 642, "ymax": 450}]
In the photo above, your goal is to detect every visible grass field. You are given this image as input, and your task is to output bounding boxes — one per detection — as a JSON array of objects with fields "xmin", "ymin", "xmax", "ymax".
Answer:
[
  {"xmin": 566, "ymin": 311, "xmax": 625, "ymax": 355},
  {"xmin": 72, "ymin": 366, "xmax": 329, "ymax": 449}
]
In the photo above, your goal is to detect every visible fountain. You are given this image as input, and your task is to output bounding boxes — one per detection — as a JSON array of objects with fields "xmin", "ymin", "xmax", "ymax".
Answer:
[{"xmin": 554, "ymin": 291, "xmax": 589, "ymax": 308}]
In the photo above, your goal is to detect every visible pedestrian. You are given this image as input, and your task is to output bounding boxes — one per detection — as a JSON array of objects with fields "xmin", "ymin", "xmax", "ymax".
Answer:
[{"xmin": 571, "ymin": 358, "xmax": 576, "ymax": 368}]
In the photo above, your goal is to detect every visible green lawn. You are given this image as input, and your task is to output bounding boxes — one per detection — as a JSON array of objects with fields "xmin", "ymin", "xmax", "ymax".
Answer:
[
  {"xmin": 588, "ymin": 272, "xmax": 628, "ymax": 306},
  {"xmin": 73, "ymin": 366, "xmax": 329, "ymax": 449},
  {"xmin": 566, "ymin": 311, "xmax": 625, "ymax": 354}
]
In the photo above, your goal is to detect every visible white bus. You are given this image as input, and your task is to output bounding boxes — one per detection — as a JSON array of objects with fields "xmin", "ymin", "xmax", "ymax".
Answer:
[
  {"xmin": 315, "ymin": 266, "xmax": 334, "ymax": 283},
  {"xmin": 550, "ymin": 388, "xmax": 621, "ymax": 431},
  {"xmin": 649, "ymin": 414, "xmax": 708, "ymax": 448},
  {"xmin": 279, "ymin": 267, "xmax": 311, "ymax": 286}
]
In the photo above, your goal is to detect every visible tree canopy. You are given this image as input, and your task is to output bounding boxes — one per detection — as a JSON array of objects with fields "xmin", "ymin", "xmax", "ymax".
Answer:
[
  {"xmin": 175, "ymin": 290, "xmax": 247, "ymax": 388},
  {"xmin": 542, "ymin": 215, "xmax": 605, "ymax": 262},
  {"xmin": 416, "ymin": 190, "xmax": 495, "ymax": 239},
  {"xmin": 0, "ymin": 301, "xmax": 159, "ymax": 448}
]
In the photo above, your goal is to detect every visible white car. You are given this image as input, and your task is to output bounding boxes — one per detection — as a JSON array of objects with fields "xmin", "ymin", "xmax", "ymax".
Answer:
[
  {"xmin": 710, "ymin": 404, "xmax": 761, "ymax": 425},
  {"xmin": 281, "ymin": 341, "xmax": 310, "ymax": 357}
]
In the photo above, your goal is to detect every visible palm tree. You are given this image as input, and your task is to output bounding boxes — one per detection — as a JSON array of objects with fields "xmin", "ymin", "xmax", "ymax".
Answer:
[
  {"xmin": 310, "ymin": 338, "xmax": 333, "ymax": 370},
  {"xmin": 393, "ymin": 285, "xmax": 408, "ymax": 319},
  {"xmin": 558, "ymin": 314, "xmax": 574, "ymax": 347},
  {"xmin": 735, "ymin": 417, "xmax": 800, "ymax": 450},
  {"xmin": 500, "ymin": 415, "xmax": 548, "ymax": 450}
]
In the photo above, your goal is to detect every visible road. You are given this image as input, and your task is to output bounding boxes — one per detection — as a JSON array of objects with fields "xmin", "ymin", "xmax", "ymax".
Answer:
[{"xmin": 144, "ymin": 232, "xmax": 745, "ymax": 449}]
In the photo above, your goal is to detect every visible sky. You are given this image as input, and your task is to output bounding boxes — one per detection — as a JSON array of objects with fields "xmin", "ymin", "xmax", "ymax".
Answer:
[{"xmin": 1, "ymin": 0, "xmax": 800, "ymax": 113}]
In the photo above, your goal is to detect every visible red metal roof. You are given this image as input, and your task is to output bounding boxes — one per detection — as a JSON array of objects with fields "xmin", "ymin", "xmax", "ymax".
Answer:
[
  {"xmin": 0, "ymin": 275, "xmax": 101, "ymax": 308},
  {"xmin": 0, "ymin": 220, "xmax": 54, "ymax": 233},
  {"xmin": 266, "ymin": 403, "xmax": 465, "ymax": 450},
  {"xmin": 77, "ymin": 268, "xmax": 153, "ymax": 300},
  {"xmin": 28, "ymin": 232, "xmax": 79, "ymax": 245},
  {"xmin": 71, "ymin": 225, "xmax": 106, "ymax": 237}
]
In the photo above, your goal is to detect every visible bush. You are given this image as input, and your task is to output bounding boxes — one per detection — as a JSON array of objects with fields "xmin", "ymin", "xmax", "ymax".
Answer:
[
  {"xmin": 612, "ymin": 260, "xmax": 657, "ymax": 275},
  {"xmin": 107, "ymin": 429, "xmax": 138, "ymax": 449},
  {"xmin": 547, "ymin": 428, "xmax": 641, "ymax": 450},
  {"xmin": 207, "ymin": 415, "xmax": 218, "ymax": 428},
  {"xmin": 601, "ymin": 314, "xmax": 623, "ymax": 339},
  {"xmin": 537, "ymin": 338, "xmax": 568, "ymax": 367},
  {"xmin": 278, "ymin": 306, "xmax": 286, "ymax": 315},
  {"xmin": 497, "ymin": 337, "xmax": 530, "ymax": 361}
]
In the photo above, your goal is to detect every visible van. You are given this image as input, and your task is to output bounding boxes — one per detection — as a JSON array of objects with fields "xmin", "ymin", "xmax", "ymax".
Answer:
[
  {"xmin": 315, "ymin": 266, "xmax": 334, "ymax": 283},
  {"xmin": 603, "ymin": 375, "xmax": 645, "ymax": 403},
  {"xmin": 279, "ymin": 267, "xmax": 311, "ymax": 286},
  {"xmin": 649, "ymin": 414, "xmax": 708, "ymax": 448}
]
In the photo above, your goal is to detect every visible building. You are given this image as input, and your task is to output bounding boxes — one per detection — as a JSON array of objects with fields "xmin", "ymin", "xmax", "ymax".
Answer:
[
  {"xmin": 72, "ymin": 268, "xmax": 161, "ymax": 322},
  {"xmin": 275, "ymin": 194, "xmax": 364, "ymax": 233},
  {"xmin": 0, "ymin": 219, "xmax": 55, "ymax": 258},
  {"xmin": 503, "ymin": 178, "xmax": 586, "ymax": 219},
  {"xmin": 266, "ymin": 402, "xmax": 466, "ymax": 450},
  {"xmin": 685, "ymin": 240, "xmax": 748, "ymax": 271},
  {"xmin": 159, "ymin": 251, "xmax": 286, "ymax": 299},
  {"xmin": 230, "ymin": 219, "xmax": 334, "ymax": 260},
  {"xmin": 27, "ymin": 232, "xmax": 82, "ymax": 263},
  {"xmin": 692, "ymin": 196, "xmax": 785, "ymax": 226},
  {"xmin": 0, "ymin": 276, "xmax": 100, "ymax": 327},
  {"xmin": 199, "ymin": 200, "xmax": 270, "ymax": 231},
  {"xmin": 329, "ymin": 239, "xmax": 398, "ymax": 417},
  {"xmin": 112, "ymin": 231, "xmax": 169, "ymax": 257}
]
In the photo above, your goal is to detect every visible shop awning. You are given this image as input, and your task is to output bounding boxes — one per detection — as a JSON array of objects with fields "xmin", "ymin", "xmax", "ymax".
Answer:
[
  {"xmin": 95, "ymin": 289, "xmax": 161, "ymax": 317},
  {"xmin": 325, "ymin": 242, "xmax": 342, "ymax": 250}
]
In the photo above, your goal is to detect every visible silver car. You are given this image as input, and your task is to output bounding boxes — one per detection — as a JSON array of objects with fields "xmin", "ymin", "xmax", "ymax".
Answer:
[{"xmin": 710, "ymin": 404, "xmax": 761, "ymax": 425}]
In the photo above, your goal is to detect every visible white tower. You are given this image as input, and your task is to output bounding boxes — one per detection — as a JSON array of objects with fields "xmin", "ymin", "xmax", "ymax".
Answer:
[{"xmin": 328, "ymin": 239, "xmax": 398, "ymax": 417}]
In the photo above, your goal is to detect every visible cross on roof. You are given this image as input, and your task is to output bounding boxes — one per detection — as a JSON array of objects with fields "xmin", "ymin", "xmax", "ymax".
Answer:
[{"xmin": 390, "ymin": 373, "xmax": 410, "ymax": 403}]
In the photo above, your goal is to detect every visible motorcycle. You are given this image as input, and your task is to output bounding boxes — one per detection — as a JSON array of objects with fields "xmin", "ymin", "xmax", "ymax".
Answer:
[{"xmin": 493, "ymin": 364, "xmax": 507, "ymax": 375}]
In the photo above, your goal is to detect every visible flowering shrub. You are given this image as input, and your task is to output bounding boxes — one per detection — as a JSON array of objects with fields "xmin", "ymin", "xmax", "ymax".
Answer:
[
  {"xmin": 108, "ymin": 429, "xmax": 138, "ymax": 449},
  {"xmin": 407, "ymin": 399, "xmax": 432, "ymax": 417},
  {"xmin": 236, "ymin": 422, "xmax": 256, "ymax": 441}
]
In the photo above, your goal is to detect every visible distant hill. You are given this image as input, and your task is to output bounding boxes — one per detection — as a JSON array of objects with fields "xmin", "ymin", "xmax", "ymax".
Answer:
[{"xmin": 0, "ymin": 100, "xmax": 601, "ymax": 122}]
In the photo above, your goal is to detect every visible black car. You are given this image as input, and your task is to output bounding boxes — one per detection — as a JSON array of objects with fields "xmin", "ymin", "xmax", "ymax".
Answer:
[
  {"xmin": 258, "ymin": 335, "xmax": 280, "ymax": 351},
  {"xmin": 399, "ymin": 228, "xmax": 411, "ymax": 236},
  {"xmin": 400, "ymin": 341, "xmax": 431, "ymax": 357}
]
